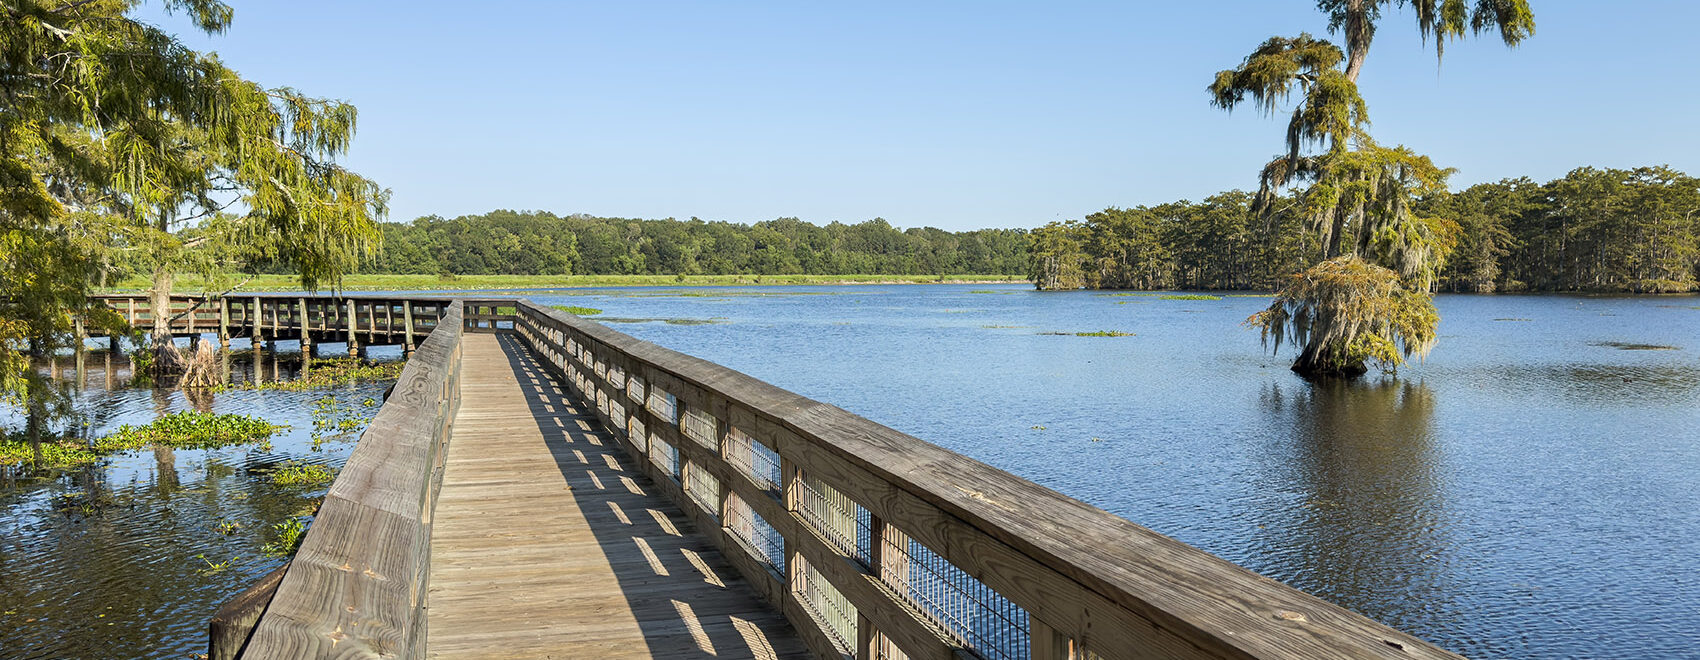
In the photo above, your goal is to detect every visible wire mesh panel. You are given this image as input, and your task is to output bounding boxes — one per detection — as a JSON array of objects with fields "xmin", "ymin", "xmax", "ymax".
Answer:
[
  {"xmin": 627, "ymin": 375, "xmax": 645, "ymax": 405},
  {"xmin": 882, "ymin": 526, "xmax": 1031, "ymax": 660},
  {"xmin": 595, "ymin": 389, "xmax": 608, "ymax": 417},
  {"xmin": 628, "ymin": 416, "xmax": 647, "ymax": 454},
  {"xmin": 725, "ymin": 492, "xmax": 785, "ymax": 570},
  {"xmin": 648, "ymin": 386, "xmax": 678, "ymax": 426},
  {"xmin": 795, "ymin": 470, "xmax": 873, "ymax": 566},
  {"xmin": 607, "ymin": 363, "xmax": 625, "ymax": 388},
  {"xmin": 649, "ymin": 433, "xmax": 680, "ymax": 481},
  {"xmin": 685, "ymin": 462, "xmax": 721, "ymax": 518},
  {"xmin": 793, "ymin": 555, "xmax": 858, "ymax": 655},
  {"xmin": 593, "ymin": 356, "xmax": 606, "ymax": 379},
  {"xmin": 724, "ymin": 426, "xmax": 782, "ymax": 496},
  {"xmin": 608, "ymin": 400, "xmax": 626, "ymax": 434},
  {"xmin": 681, "ymin": 406, "xmax": 718, "ymax": 449}
]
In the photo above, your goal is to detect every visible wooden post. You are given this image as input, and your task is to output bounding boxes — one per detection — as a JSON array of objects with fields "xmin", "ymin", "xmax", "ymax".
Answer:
[
  {"xmin": 366, "ymin": 300, "xmax": 376, "ymax": 344},
  {"xmin": 299, "ymin": 298, "xmax": 312, "ymax": 356},
  {"xmin": 403, "ymin": 301, "xmax": 415, "ymax": 353},
  {"xmin": 250, "ymin": 296, "xmax": 262, "ymax": 352},
  {"xmin": 218, "ymin": 297, "xmax": 230, "ymax": 349},
  {"xmin": 346, "ymin": 299, "xmax": 359, "ymax": 357}
]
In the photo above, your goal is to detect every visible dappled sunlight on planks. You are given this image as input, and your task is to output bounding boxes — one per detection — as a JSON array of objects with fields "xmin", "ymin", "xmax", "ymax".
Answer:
[{"xmin": 427, "ymin": 333, "xmax": 807, "ymax": 659}]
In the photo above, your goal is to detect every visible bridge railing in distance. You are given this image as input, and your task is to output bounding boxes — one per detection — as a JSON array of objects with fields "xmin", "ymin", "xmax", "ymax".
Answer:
[
  {"xmin": 513, "ymin": 300, "xmax": 1463, "ymax": 660},
  {"xmin": 232, "ymin": 300, "xmax": 465, "ymax": 659}
]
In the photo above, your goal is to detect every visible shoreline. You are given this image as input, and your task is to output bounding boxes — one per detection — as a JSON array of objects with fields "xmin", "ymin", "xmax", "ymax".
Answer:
[{"xmin": 98, "ymin": 273, "xmax": 1030, "ymax": 294}]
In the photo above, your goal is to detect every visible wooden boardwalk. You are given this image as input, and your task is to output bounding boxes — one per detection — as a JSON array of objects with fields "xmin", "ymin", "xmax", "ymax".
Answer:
[{"xmin": 427, "ymin": 333, "xmax": 810, "ymax": 659}]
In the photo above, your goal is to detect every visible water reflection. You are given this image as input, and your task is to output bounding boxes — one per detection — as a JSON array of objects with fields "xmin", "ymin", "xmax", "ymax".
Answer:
[
  {"xmin": 0, "ymin": 347, "xmax": 394, "ymax": 659},
  {"xmin": 1254, "ymin": 380, "xmax": 1459, "ymax": 633}
]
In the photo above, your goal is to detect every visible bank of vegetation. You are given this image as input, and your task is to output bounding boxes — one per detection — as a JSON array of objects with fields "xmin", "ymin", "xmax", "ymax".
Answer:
[
  {"xmin": 305, "ymin": 211, "xmax": 1025, "ymax": 279},
  {"xmin": 1030, "ymin": 166, "xmax": 1700, "ymax": 295}
]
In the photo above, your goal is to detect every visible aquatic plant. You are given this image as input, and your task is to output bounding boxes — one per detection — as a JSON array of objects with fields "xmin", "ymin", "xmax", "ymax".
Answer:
[
  {"xmin": 231, "ymin": 357, "xmax": 404, "ymax": 392},
  {"xmin": 1074, "ymin": 330, "xmax": 1135, "ymax": 337},
  {"xmin": 262, "ymin": 517, "xmax": 308, "ymax": 558},
  {"xmin": 93, "ymin": 411, "xmax": 283, "ymax": 453},
  {"xmin": 270, "ymin": 462, "xmax": 336, "ymax": 487},
  {"xmin": 551, "ymin": 305, "xmax": 604, "ymax": 316},
  {"xmin": 0, "ymin": 438, "xmax": 100, "ymax": 468},
  {"xmin": 1161, "ymin": 294, "xmax": 1223, "ymax": 301}
]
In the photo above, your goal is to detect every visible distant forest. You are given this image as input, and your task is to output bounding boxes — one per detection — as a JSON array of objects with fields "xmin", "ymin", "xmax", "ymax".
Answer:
[
  {"xmin": 324, "ymin": 165, "xmax": 1699, "ymax": 293},
  {"xmin": 1029, "ymin": 166, "xmax": 1700, "ymax": 293},
  {"xmin": 355, "ymin": 211, "xmax": 1029, "ymax": 277}
]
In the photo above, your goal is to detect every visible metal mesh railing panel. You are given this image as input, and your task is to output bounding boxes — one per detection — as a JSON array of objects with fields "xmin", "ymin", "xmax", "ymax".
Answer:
[
  {"xmin": 681, "ymin": 407, "xmax": 718, "ymax": 449},
  {"xmin": 725, "ymin": 492, "xmax": 785, "ymax": 570},
  {"xmin": 882, "ymin": 526, "xmax": 1031, "ymax": 660},
  {"xmin": 685, "ymin": 462, "xmax": 721, "ymax": 517},
  {"xmin": 724, "ymin": 426, "xmax": 782, "ymax": 495},
  {"xmin": 794, "ymin": 555, "xmax": 858, "ymax": 655},
  {"xmin": 795, "ymin": 470, "xmax": 873, "ymax": 565}
]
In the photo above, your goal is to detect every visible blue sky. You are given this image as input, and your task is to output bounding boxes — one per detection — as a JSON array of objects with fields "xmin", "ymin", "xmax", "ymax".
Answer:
[{"xmin": 148, "ymin": 1, "xmax": 1700, "ymax": 231}]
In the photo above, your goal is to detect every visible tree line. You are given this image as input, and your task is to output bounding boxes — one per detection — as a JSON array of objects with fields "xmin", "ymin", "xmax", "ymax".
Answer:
[
  {"xmin": 1029, "ymin": 165, "xmax": 1700, "ymax": 295},
  {"xmin": 344, "ymin": 211, "xmax": 1029, "ymax": 277}
]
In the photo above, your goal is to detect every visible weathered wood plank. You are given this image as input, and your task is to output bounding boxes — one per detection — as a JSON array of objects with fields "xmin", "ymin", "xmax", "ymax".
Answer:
[{"xmin": 424, "ymin": 333, "xmax": 809, "ymax": 659}]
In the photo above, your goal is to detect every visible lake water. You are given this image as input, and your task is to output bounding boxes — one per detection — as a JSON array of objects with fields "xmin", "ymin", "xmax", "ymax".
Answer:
[
  {"xmin": 0, "ymin": 349, "xmax": 395, "ymax": 659},
  {"xmin": 515, "ymin": 283, "xmax": 1700, "ymax": 659},
  {"xmin": 3, "ymin": 285, "xmax": 1695, "ymax": 659}
]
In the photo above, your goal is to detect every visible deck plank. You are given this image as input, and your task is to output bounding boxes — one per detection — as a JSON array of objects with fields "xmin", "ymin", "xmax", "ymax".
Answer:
[{"xmin": 427, "ymin": 333, "xmax": 810, "ymax": 659}]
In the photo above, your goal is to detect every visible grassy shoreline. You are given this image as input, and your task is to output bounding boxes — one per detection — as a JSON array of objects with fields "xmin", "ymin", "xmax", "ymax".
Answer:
[{"xmin": 103, "ymin": 273, "xmax": 1028, "ymax": 293}]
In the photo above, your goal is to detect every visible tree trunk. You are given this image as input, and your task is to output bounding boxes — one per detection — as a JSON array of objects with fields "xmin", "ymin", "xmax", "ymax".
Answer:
[{"xmin": 150, "ymin": 267, "xmax": 188, "ymax": 375}]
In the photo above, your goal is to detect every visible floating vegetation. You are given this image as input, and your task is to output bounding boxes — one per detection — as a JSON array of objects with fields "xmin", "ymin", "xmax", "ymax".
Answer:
[
  {"xmin": 1114, "ymin": 301, "xmax": 1150, "ymax": 305},
  {"xmin": 0, "ymin": 438, "xmax": 100, "ymax": 469},
  {"xmin": 234, "ymin": 357, "xmax": 405, "ymax": 392},
  {"xmin": 1030, "ymin": 425, "xmax": 1047, "ymax": 430},
  {"xmin": 1160, "ymin": 294, "xmax": 1222, "ymax": 301},
  {"xmin": 1094, "ymin": 292, "xmax": 1159, "ymax": 297},
  {"xmin": 551, "ymin": 305, "xmax": 603, "ymax": 315},
  {"xmin": 1494, "ymin": 318, "xmax": 1534, "ymax": 322},
  {"xmin": 597, "ymin": 317, "xmax": 729, "ymax": 325},
  {"xmin": 269, "ymin": 462, "xmax": 335, "ymax": 487},
  {"xmin": 214, "ymin": 520, "xmax": 242, "ymax": 535},
  {"xmin": 310, "ymin": 395, "xmax": 372, "ymax": 449},
  {"xmin": 1590, "ymin": 341, "xmax": 1680, "ymax": 351},
  {"xmin": 262, "ymin": 517, "xmax": 308, "ymax": 558},
  {"xmin": 981, "ymin": 325, "xmax": 1028, "ymax": 329},
  {"xmin": 194, "ymin": 554, "xmax": 232, "ymax": 576},
  {"xmin": 1225, "ymin": 293, "xmax": 1276, "ymax": 298},
  {"xmin": 1073, "ymin": 330, "xmax": 1135, "ymax": 337},
  {"xmin": 968, "ymin": 290, "xmax": 1018, "ymax": 295},
  {"xmin": 93, "ymin": 411, "xmax": 282, "ymax": 453}
]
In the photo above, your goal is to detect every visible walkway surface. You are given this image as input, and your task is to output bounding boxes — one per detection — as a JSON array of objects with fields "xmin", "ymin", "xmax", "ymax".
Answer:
[{"xmin": 427, "ymin": 333, "xmax": 810, "ymax": 659}]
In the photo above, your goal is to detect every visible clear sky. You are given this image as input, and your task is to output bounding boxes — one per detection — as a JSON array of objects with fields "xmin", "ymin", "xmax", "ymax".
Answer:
[{"xmin": 146, "ymin": 1, "xmax": 1700, "ymax": 231}]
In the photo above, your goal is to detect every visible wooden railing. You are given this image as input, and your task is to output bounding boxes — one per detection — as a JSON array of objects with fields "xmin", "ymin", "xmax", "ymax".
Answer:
[
  {"xmin": 85, "ymin": 294, "xmax": 452, "ymax": 353},
  {"xmin": 511, "ymin": 300, "xmax": 1462, "ymax": 660},
  {"xmin": 228, "ymin": 301, "xmax": 465, "ymax": 658}
]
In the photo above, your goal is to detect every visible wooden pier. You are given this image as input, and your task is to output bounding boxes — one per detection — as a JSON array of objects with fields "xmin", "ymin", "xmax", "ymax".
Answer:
[{"xmin": 175, "ymin": 294, "xmax": 1464, "ymax": 660}]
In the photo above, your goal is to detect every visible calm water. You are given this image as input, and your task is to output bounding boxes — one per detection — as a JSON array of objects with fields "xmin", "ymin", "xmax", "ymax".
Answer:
[
  {"xmin": 0, "ymin": 347, "xmax": 396, "ymax": 659},
  {"xmin": 513, "ymin": 284, "xmax": 1700, "ymax": 659}
]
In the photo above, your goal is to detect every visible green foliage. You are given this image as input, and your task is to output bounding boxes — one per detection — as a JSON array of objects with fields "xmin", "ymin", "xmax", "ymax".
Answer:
[
  {"xmin": 270, "ymin": 462, "xmax": 335, "ymax": 487},
  {"xmin": 0, "ymin": 437, "xmax": 100, "ymax": 469},
  {"xmin": 93, "ymin": 411, "xmax": 281, "ymax": 453},
  {"xmin": 1161, "ymin": 294, "xmax": 1223, "ymax": 301},
  {"xmin": 230, "ymin": 357, "xmax": 403, "ymax": 392},
  {"xmin": 359, "ymin": 211, "xmax": 1027, "ymax": 278},
  {"xmin": 551, "ymin": 305, "xmax": 603, "ymax": 316},
  {"xmin": 1211, "ymin": 0, "xmax": 1533, "ymax": 376},
  {"xmin": 1425, "ymin": 167, "xmax": 1700, "ymax": 293},
  {"xmin": 262, "ymin": 517, "xmax": 308, "ymax": 557},
  {"xmin": 1030, "ymin": 192, "xmax": 1316, "ymax": 291},
  {"xmin": 1073, "ymin": 330, "xmax": 1135, "ymax": 337},
  {"xmin": 1249, "ymin": 256, "xmax": 1439, "ymax": 375}
]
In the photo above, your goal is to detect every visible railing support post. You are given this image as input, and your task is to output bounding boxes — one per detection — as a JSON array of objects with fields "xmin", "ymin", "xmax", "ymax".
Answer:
[
  {"xmin": 346, "ymin": 299, "xmax": 359, "ymax": 357},
  {"xmin": 404, "ymin": 301, "xmax": 415, "ymax": 353},
  {"xmin": 250, "ymin": 296, "xmax": 263, "ymax": 354},
  {"xmin": 218, "ymin": 297, "xmax": 230, "ymax": 349}
]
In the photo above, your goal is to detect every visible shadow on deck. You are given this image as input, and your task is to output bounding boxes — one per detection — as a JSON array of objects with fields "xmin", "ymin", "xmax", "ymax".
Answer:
[{"xmin": 426, "ymin": 333, "xmax": 809, "ymax": 659}]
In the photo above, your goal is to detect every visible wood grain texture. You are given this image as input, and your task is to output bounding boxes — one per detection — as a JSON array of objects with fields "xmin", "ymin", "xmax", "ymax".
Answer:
[
  {"xmin": 426, "ymin": 333, "xmax": 809, "ymax": 660},
  {"xmin": 240, "ymin": 302, "xmax": 464, "ymax": 659}
]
